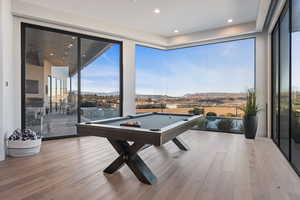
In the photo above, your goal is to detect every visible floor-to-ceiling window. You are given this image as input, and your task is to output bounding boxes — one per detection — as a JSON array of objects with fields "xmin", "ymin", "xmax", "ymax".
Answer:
[
  {"xmin": 272, "ymin": 0, "xmax": 300, "ymax": 175},
  {"xmin": 291, "ymin": 0, "xmax": 300, "ymax": 173},
  {"xmin": 23, "ymin": 26, "xmax": 79, "ymax": 138},
  {"xmin": 279, "ymin": 7, "xmax": 291, "ymax": 159},
  {"xmin": 22, "ymin": 24, "xmax": 122, "ymax": 139},
  {"xmin": 135, "ymin": 39, "xmax": 255, "ymax": 133}
]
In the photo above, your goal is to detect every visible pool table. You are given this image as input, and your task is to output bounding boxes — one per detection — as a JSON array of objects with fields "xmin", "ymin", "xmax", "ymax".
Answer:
[{"xmin": 77, "ymin": 112, "xmax": 200, "ymax": 184}]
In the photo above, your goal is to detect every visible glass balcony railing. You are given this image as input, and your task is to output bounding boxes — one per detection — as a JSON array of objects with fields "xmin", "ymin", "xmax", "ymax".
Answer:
[{"xmin": 193, "ymin": 116, "xmax": 243, "ymax": 134}]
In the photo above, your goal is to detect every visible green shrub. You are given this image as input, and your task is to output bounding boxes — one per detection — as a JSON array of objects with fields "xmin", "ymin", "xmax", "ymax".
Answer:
[
  {"xmin": 217, "ymin": 118, "xmax": 234, "ymax": 132},
  {"xmin": 188, "ymin": 107, "xmax": 204, "ymax": 115},
  {"xmin": 225, "ymin": 113, "xmax": 235, "ymax": 117},
  {"xmin": 197, "ymin": 118, "xmax": 207, "ymax": 130},
  {"xmin": 239, "ymin": 89, "xmax": 260, "ymax": 116},
  {"xmin": 206, "ymin": 112, "xmax": 217, "ymax": 117}
]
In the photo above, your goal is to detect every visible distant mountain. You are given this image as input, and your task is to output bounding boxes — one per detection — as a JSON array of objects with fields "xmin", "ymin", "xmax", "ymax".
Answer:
[
  {"xmin": 81, "ymin": 91, "xmax": 120, "ymax": 96},
  {"xmin": 183, "ymin": 92, "xmax": 247, "ymax": 97},
  {"xmin": 137, "ymin": 92, "xmax": 246, "ymax": 99},
  {"xmin": 136, "ymin": 94, "xmax": 171, "ymax": 99}
]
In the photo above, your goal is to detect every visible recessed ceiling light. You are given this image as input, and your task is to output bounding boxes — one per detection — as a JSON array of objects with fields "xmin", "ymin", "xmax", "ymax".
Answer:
[
  {"xmin": 71, "ymin": 36, "xmax": 76, "ymax": 40},
  {"xmin": 174, "ymin": 30, "xmax": 179, "ymax": 33},
  {"xmin": 154, "ymin": 8, "xmax": 160, "ymax": 14},
  {"xmin": 227, "ymin": 19, "xmax": 233, "ymax": 23},
  {"xmin": 50, "ymin": 53, "xmax": 54, "ymax": 56}
]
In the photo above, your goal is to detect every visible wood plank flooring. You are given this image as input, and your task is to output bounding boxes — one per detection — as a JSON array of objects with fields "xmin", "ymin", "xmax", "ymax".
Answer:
[{"xmin": 0, "ymin": 130, "xmax": 300, "ymax": 200}]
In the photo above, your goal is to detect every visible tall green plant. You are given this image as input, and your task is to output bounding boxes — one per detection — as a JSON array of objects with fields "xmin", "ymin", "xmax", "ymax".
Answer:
[{"xmin": 240, "ymin": 89, "xmax": 260, "ymax": 116}]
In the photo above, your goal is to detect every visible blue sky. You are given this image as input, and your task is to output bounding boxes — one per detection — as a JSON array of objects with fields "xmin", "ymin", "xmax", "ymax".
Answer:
[
  {"xmin": 136, "ymin": 38, "xmax": 255, "ymax": 96},
  {"xmin": 80, "ymin": 44, "xmax": 120, "ymax": 93},
  {"xmin": 80, "ymin": 39, "xmax": 255, "ymax": 96},
  {"xmin": 292, "ymin": 32, "xmax": 300, "ymax": 91}
]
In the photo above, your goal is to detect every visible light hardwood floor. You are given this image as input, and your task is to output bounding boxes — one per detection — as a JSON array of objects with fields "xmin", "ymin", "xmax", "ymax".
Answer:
[{"xmin": 1, "ymin": 131, "xmax": 300, "ymax": 200}]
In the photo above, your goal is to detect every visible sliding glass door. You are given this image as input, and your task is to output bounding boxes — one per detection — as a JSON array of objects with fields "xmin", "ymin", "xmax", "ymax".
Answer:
[
  {"xmin": 23, "ymin": 26, "xmax": 79, "ymax": 138},
  {"xmin": 272, "ymin": 3, "xmax": 291, "ymax": 159},
  {"xmin": 291, "ymin": 0, "xmax": 300, "ymax": 173},
  {"xmin": 279, "ymin": 8, "xmax": 291, "ymax": 159},
  {"xmin": 22, "ymin": 24, "xmax": 122, "ymax": 139},
  {"xmin": 272, "ymin": 0, "xmax": 300, "ymax": 174}
]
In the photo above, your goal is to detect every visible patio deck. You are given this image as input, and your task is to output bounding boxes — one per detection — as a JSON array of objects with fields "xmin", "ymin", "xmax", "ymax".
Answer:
[{"xmin": 0, "ymin": 131, "xmax": 299, "ymax": 200}]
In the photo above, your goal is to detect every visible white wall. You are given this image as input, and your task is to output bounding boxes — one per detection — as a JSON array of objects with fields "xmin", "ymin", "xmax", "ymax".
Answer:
[
  {"xmin": 0, "ymin": 0, "xmax": 14, "ymax": 161},
  {"xmin": 256, "ymin": 31, "xmax": 269, "ymax": 137},
  {"xmin": 0, "ymin": 0, "xmax": 3, "ymax": 161},
  {"xmin": 122, "ymin": 40, "xmax": 136, "ymax": 116}
]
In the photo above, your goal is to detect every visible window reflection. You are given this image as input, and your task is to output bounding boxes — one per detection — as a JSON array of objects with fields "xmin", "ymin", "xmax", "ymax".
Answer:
[
  {"xmin": 24, "ymin": 27, "xmax": 78, "ymax": 138},
  {"xmin": 291, "ymin": 31, "xmax": 300, "ymax": 171},
  {"xmin": 279, "ymin": 10, "xmax": 290, "ymax": 159},
  {"xmin": 80, "ymin": 39, "xmax": 121, "ymax": 122}
]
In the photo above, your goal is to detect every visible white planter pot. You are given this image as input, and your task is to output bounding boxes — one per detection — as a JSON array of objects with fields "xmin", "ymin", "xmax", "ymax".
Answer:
[{"xmin": 7, "ymin": 139, "xmax": 42, "ymax": 157}]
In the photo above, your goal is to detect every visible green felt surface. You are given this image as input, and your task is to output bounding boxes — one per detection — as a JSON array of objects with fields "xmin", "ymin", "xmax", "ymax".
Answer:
[{"xmin": 97, "ymin": 113, "xmax": 190, "ymax": 130}]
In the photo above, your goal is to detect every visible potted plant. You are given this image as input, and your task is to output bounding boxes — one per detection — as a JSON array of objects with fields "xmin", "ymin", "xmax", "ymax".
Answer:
[
  {"xmin": 7, "ymin": 129, "xmax": 42, "ymax": 157},
  {"xmin": 240, "ymin": 89, "xmax": 261, "ymax": 139}
]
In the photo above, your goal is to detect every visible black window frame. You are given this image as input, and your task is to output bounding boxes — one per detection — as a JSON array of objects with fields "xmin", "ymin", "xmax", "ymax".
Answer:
[
  {"xmin": 270, "ymin": 0, "xmax": 300, "ymax": 176},
  {"xmin": 271, "ymin": 23, "xmax": 280, "ymax": 146},
  {"xmin": 21, "ymin": 22, "xmax": 124, "ymax": 140},
  {"xmin": 271, "ymin": 1, "xmax": 291, "ymax": 158}
]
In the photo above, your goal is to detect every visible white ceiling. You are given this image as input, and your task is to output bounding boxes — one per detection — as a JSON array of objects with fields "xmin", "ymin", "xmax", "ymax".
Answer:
[
  {"xmin": 17, "ymin": 0, "xmax": 261, "ymax": 37},
  {"xmin": 25, "ymin": 27, "xmax": 112, "ymax": 75}
]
